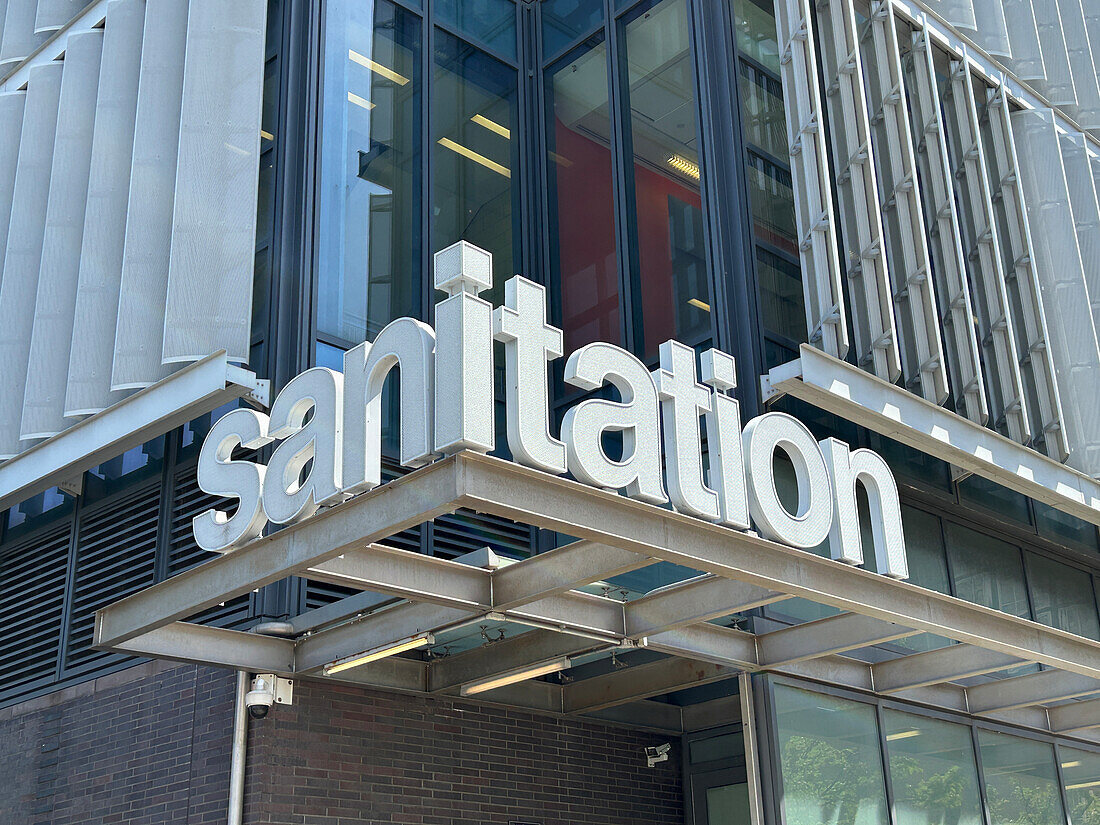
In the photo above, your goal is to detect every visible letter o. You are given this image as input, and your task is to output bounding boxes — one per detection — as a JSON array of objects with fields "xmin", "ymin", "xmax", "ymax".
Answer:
[{"xmin": 742, "ymin": 413, "xmax": 833, "ymax": 548}]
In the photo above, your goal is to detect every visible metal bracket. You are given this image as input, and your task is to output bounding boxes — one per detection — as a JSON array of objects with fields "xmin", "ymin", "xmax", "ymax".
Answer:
[
  {"xmin": 226, "ymin": 365, "xmax": 271, "ymax": 409},
  {"xmin": 56, "ymin": 474, "xmax": 83, "ymax": 498}
]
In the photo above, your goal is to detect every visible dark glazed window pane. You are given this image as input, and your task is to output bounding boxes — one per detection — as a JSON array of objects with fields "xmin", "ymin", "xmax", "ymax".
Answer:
[
  {"xmin": 1061, "ymin": 747, "xmax": 1100, "ymax": 825},
  {"xmin": 541, "ymin": 0, "xmax": 603, "ymax": 58},
  {"xmin": 977, "ymin": 730, "xmax": 1067, "ymax": 825},
  {"xmin": 547, "ymin": 38, "xmax": 622, "ymax": 352},
  {"xmin": 318, "ymin": 0, "xmax": 421, "ymax": 343},
  {"xmin": 772, "ymin": 685, "xmax": 889, "ymax": 825},
  {"xmin": 900, "ymin": 507, "xmax": 949, "ymax": 594},
  {"xmin": 622, "ymin": 0, "xmax": 711, "ymax": 359},
  {"xmin": 433, "ymin": 30, "xmax": 518, "ymax": 305},
  {"xmin": 756, "ymin": 247, "xmax": 805, "ymax": 343},
  {"xmin": 733, "ymin": 0, "xmax": 781, "ymax": 73},
  {"xmin": 1034, "ymin": 501, "xmax": 1099, "ymax": 551},
  {"xmin": 945, "ymin": 523, "xmax": 1030, "ymax": 618},
  {"xmin": 740, "ymin": 65, "xmax": 787, "ymax": 160},
  {"xmin": 436, "ymin": 0, "xmax": 516, "ymax": 60},
  {"xmin": 746, "ymin": 153, "xmax": 796, "ymax": 252},
  {"xmin": 1026, "ymin": 553, "xmax": 1100, "ymax": 640},
  {"xmin": 883, "ymin": 710, "xmax": 983, "ymax": 825},
  {"xmin": 957, "ymin": 473, "xmax": 1031, "ymax": 525}
]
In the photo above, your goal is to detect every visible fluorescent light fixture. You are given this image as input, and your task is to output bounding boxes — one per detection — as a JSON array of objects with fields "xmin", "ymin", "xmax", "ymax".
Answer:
[
  {"xmin": 1062, "ymin": 761, "xmax": 1082, "ymax": 769},
  {"xmin": 1066, "ymin": 780, "xmax": 1100, "ymax": 790},
  {"xmin": 348, "ymin": 49, "xmax": 410, "ymax": 85},
  {"xmin": 323, "ymin": 631, "xmax": 435, "ymax": 675},
  {"xmin": 347, "ymin": 90, "xmax": 376, "ymax": 111},
  {"xmin": 260, "ymin": 130, "xmax": 275, "ymax": 141},
  {"xmin": 460, "ymin": 657, "xmax": 571, "ymax": 696},
  {"xmin": 471, "ymin": 113, "xmax": 511, "ymax": 139},
  {"xmin": 885, "ymin": 729, "xmax": 921, "ymax": 741},
  {"xmin": 688, "ymin": 298, "xmax": 711, "ymax": 312},
  {"xmin": 667, "ymin": 154, "xmax": 700, "ymax": 180},
  {"xmin": 438, "ymin": 137, "xmax": 511, "ymax": 178}
]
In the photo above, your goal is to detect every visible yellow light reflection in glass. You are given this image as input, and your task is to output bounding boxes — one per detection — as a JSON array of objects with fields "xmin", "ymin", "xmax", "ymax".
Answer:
[
  {"xmin": 438, "ymin": 137, "xmax": 511, "ymax": 178},
  {"xmin": 471, "ymin": 113, "xmax": 511, "ymax": 139},
  {"xmin": 347, "ymin": 91, "xmax": 376, "ymax": 111},
  {"xmin": 348, "ymin": 49, "xmax": 410, "ymax": 85}
]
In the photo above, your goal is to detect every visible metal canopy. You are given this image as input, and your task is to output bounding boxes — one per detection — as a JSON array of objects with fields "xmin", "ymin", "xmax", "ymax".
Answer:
[{"xmin": 94, "ymin": 451, "xmax": 1100, "ymax": 740}]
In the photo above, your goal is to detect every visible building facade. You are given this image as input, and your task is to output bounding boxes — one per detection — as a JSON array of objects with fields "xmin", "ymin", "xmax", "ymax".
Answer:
[{"xmin": 2, "ymin": 0, "xmax": 1100, "ymax": 823}]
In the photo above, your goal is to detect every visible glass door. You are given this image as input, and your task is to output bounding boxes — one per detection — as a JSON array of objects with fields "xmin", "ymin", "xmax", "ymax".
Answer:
[{"xmin": 686, "ymin": 727, "xmax": 753, "ymax": 825}]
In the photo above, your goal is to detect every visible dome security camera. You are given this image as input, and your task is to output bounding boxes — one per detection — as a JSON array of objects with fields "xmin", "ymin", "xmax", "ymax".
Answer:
[{"xmin": 245, "ymin": 674, "xmax": 277, "ymax": 720}]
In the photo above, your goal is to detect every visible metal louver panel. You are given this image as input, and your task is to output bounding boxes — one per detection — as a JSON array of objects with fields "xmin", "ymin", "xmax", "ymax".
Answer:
[
  {"xmin": 65, "ymin": 0, "xmax": 145, "ymax": 417},
  {"xmin": 966, "ymin": 0, "xmax": 1010, "ymax": 58},
  {"xmin": 817, "ymin": 0, "xmax": 900, "ymax": 382},
  {"xmin": 161, "ymin": 0, "xmax": 266, "ymax": 365},
  {"xmin": 21, "ymin": 31, "xmax": 103, "ymax": 441},
  {"xmin": 982, "ymin": 86, "xmax": 1066, "ymax": 459},
  {"xmin": 774, "ymin": 0, "xmax": 850, "ymax": 359},
  {"xmin": 1031, "ymin": 0, "xmax": 1077, "ymax": 107},
  {"xmin": 110, "ymin": 0, "xmax": 188, "ymax": 391},
  {"xmin": 860, "ymin": 0, "xmax": 948, "ymax": 405},
  {"xmin": 0, "ymin": 0, "xmax": 46, "ymax": 69},
  {"xmin": 1010, "ymin": 108, "xmax": 1100, "ymax": 476},
  {"xmin": 1059, "ymin": 135, "xmax": 1100, "ymax": 358},
  {"xmin": 63, "ymin": 483, "xmax": 159, "ymax": 673},
  {"xmin": 1002, "ymin": 0, "xmax": 1046, "ymax": 81},
  {"xmin": 0, "ymin": 91, "xmax": 25, "ymax": 279},
  {"xmin": 1057, "ymin": 0, "xmax": 1100, "ymax": 130},
  {"xmin": 0, "ymin": 63, "xmax": 62, "ymax": 459},
  {"xmin": 34, "ymin": 0, "xmax": 88, "ymax": 33},
  {"xmin": 903, "ymin": 25, "xmax": 987, "ymax": 424},
  {"xmin": 940, "ymin": 58, "xmax": 1030, "ymax": 444},
  {"xmin": 0, "ymin": 526, "xmax": 68, "ymax": 698},
  {"xmin": 923, "ymin": 0, "xmax": 976, "ymax": 30}
]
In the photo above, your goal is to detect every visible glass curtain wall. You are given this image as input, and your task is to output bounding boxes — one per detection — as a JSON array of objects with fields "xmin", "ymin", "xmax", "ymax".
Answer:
[{"xmin": 770, "ymin": 682, "xmax": 1091, "ymax": 825}]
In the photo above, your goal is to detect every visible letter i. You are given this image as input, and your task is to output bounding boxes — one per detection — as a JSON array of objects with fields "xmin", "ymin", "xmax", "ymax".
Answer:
[{"xmin": 700, "ymin": 349, "xmax": 750, "ymax": 530}]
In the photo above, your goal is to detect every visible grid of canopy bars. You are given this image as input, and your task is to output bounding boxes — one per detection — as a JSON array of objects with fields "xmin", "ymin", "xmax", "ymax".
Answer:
[
  {"xmin": 0, "ymin": 0, "xmax": 265, "ymax": 459},
  {"xmin": 96, "ymin": 453, "xmax": 1100, "ymax": 744},
  {"xmin": 775, "ymin": 0, "xmax": 1100, "ymax": 477}
]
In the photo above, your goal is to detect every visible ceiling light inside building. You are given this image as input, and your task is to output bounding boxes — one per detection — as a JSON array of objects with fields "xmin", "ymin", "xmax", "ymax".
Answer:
[
  {"xmin": 347, "ymin": 91, "xmax": 375, "ymax": 111},
  {"xmin": 323, "ymin": 631, "xmax": 435, "ymax": 675},
  {"xmin": 885, "ymin": 729, "xmax": 921, "ymax": 741},
  {"xmin": 438, "ymin": 137, "xmax": 511, "ymax": 178},
  {"xmin": 471, "ymin": 113, "xmax": 511, "ymax": 139},
  {"xmin": 460, "ymin": 657, "xmax": 571, "ymax": 696},
  {"xmin": 688, "ymin": 298, "xmax": 711, "ymax": 312},
  {"xmin": 348, "ymin": 49, "xmax": 410, "ymax": 85},
  {"xmin": 667, "ymin": 154, "xmax": 700, "ymax": 180}
]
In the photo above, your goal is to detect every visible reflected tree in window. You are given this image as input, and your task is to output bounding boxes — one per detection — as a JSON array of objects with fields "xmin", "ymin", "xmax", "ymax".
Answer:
[{"xmin": 978, "ymin": 730, "xmax": 1067, "ymax": 825}]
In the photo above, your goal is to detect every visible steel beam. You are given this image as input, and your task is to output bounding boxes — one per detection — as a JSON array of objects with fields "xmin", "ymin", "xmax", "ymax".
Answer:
[
  {"xmin": 109, "ymin": 622, "xmax": 294, "ymax": 673},
  {"xmin": 872, "ymin": 644, "xmax": 1022, "ymax": 692},
  {"xmin": 453, "ymin": 453, "xmax": 1100, "ymax": 680},
  {"xmin": 1047, "ymin": 697, "xmax": 1100, "ymax": 733},
  {"xmin": 94, "ymin": 456, "xmax": 462, "ymax": 648},
  {"xmin": 756, "ymin": 613, "xmax": 916, "ymax": 666},
  {"xmin": 624, "ymin": 575, "xmax": 788, "ymax": 637},
  {"xmin": 967, "ymin": 669, "xmax": 1100, "ymax": 714},
  {"xmin": 491, "ymin": 540, "xmax": 651, "ymax": 609},
  {"xmin": 427, "ymin": 630, "xmax": 604, "ymax": 693},
  {"xmin": 643, "ymin": 623, "xmax": 758, "ymax": 668},
  {"xmin": 562, "ymin": 657, "xmax": 738, "ymax": 713}
]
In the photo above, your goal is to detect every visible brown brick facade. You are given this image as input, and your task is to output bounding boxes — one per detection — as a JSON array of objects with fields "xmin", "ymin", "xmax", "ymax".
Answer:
[{"xmin": 0, "ymin": 664, "xmax": 683, "ymax": 824}]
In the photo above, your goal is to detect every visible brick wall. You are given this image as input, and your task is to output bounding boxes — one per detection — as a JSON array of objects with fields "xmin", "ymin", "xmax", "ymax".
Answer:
[{"xmin": 1, "ymin": 664, "xmax": 684, "ymax": 825}]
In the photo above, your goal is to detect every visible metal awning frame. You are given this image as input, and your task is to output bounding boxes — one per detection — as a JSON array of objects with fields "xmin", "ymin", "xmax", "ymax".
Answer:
[{"xmin": 94, "ymin": 451, "xmax": 1100, "ymax": 741}]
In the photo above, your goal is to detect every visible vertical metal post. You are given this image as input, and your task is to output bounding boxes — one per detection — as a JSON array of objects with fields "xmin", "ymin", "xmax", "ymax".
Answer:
[
  {"xmin": 227, "ymin": 670, "xmax": 250, "ymax": 825},
  {"xmin": 739, "ymin": 672, "xmax": 767, "ymax": 825}
]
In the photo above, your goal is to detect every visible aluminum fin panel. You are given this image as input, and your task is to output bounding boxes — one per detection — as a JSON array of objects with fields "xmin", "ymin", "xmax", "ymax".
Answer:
[
  {"xmin": 21, "ymin": 31, "xmax": 103, "ymax": 441},
  {"xmin": 1010, "ymin": 108, "xmax": 1100, "ymax": 476},
  {"xmin": 816, "ymin": 0, "xmax": 900, "ymax": 382},
  {"xmin": 940, "ymin": 57, "xmax": 1029, "ymax": 444},
  {"xmin": 0, "ymin": 91, "xmax": 25, "ymax": 286},
  {"xmin": 923, "ymin": 0, "xmax": 976, "ymax": 30},
  {"xmin": 1002, "ymin": 0, "xmax": 1045, "ymax": 81},
  {"xmin": 111, "ymin": 0, "xmax": 188, "ymax": 391},
  {"xmin": 0, "ymin": 0, "xmax": 47, "ymax": 69},
  {"xmin": 967, "ymin": 0, "xmax": 1010, "ymax": 58},
  {"xmin": 161, "ymin": 0, "xmax": 266, "ymax": 366},
  {"xmin": 1031, "ymin": 0, "xmax": 1077, "ymax": 107},
  {"xmin": 983, "ymin": 87, "xmax": 1067, "ymax": 460},
  {"xmin": 904, "ymin": 26, "xmax": 987, "ymax": 425},
  {"xmin": 65, "ymin": 0, "xmax": 144, "ymax": 417},
  {"xmin": 1057, "ymin": 0, "xmax": 1100, "ymax": 130},
  {"xmin": 1060, "ymin": 136, "xmax": 1100, "ymax": 349},
  {"xmin": 774, "ymin": 0, "xmax": 850, "ymax": 359},
  {"xmin": 860, "ymin": 0, "xmax": 948, "ymax": 405},
  {"xmin": 0, "ymin": 63, "xmax": 62, "ymax": 458},
  {"xmin": 34, "ymin": 0, "xmax": 88, "ymax": 33}
]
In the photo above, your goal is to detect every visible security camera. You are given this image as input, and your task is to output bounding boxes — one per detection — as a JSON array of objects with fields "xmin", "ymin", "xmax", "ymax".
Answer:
[
  {"xmin": 645, "ymin": 742, "xmax": 671, "ymax": 767},
  {"xmin": 245, "ymin": 674, "xmax": 275, "ymax": 719}
]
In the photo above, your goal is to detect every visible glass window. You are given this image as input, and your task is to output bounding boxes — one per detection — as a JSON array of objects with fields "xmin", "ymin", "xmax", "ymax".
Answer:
[
  {"xmin": 436, "ymin": 0, "xmax": 516, "ymax": 61},
  {"xmin": 883, "ymin": 710, "xmax": 983, "ymax": 825},
  {"xmin": 621, "ymin": 0, "xmax": 711, "ymax": 359},
  {"xmin": 977, "ymin": 730, "xmax": 1067, "ymax": 825},
  {"xmin": 957, "ymin": 473, "xmax": 1031, "ymax": 526},
  {"xmin": 317, "ymin": 0, "xmax": 422, "ymax": 344},
  {"xmin": 541, "ymin": 0, "xmax": 603, "ymax": 58},
  {"xmin": 945, "ymin": 523, "xmax": 1031, "ymax": 619},
  {"xmin": 756, "ymin": 246, "xmax": 805, "ymax": 344},
  {"xmin": 772, "ymin": 684, "xmax": 889, "ymax": 825},
  {"xmin": 1034, "ymin": 502, "xmax": 1100, "ymax": 552},
  {"xmin": 433, "ymin": 28, "xmax": 519, "ymax": 306},
  {"xmin": 900, "ymin": 507, "xmax": 950, "ymax": 595},
  {"xmin": 83, "ymin": 438, "xmax": 166, "ymax": 502},
  {"xmin": 733, "ymin": 0, "xmax": 781, "ymax": 73},
  {"xmin": 1060, "ymin": 746, "xmax": 1100, "ymax": 825},
  {"xmin": 1026, "ymin": 553, "xmax": 1100, "ymax": 640},
  {"xmin": 546, "ymin": 38, "xmax": 622, "ymax": 352},
  {"xmin": 740, "ymin": 66, "xmax": 787, "ymax": 162},
  {"xmin": 5, "ymin": 487, "xmax": 73, "ymax": 537}
]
